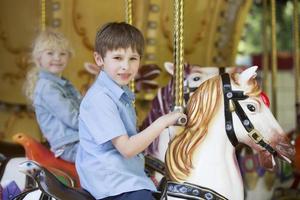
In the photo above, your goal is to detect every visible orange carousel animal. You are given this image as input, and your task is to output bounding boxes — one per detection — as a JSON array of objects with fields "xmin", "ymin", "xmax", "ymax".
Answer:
[{"xmin": 12, "ymin": 132, "xmax": 80, "ymax": 188}]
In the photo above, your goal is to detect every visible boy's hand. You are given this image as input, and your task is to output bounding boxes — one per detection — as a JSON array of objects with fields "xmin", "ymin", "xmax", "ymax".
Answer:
[{"xmin": 164, "ymin": 111, "xmax": 187, "ymax": 127}]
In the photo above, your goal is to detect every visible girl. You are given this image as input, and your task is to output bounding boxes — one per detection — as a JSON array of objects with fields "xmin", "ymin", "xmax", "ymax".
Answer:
[{"xmin": 24, "ymin": 30, "xmax": 80, "ymax": 162}]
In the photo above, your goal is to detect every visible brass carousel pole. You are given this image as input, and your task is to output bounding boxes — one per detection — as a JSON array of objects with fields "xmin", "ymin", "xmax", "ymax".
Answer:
[
  {"xmin": 293, "ymin": 0, "xmax": 300, "ymax": 132},
  {"xmin": 41, "ymin": 0, "xmax": 46, "ymax": 31},
  {"xmin": 125, "ymin": 0, "xmax": 135, "ymax": 94},
  {"xmin": 262, "ymin": 0, "xmax": 269, "ymax": 92},
  {"xmin": 270, "ymin": 0, "xmax": 278, "ymax": 118},
  {"xmin": 173, "ymin": 0, "xmax": 186, "ymax": 125}
]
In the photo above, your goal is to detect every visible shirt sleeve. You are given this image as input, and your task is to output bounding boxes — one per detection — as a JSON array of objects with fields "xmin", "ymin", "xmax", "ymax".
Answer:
[
  {"xmin": 80, "ymin": 91, "xmax": 127, "ymax": 145},
  {"xmin": 40, "ymin": 83, "xmax": 79, "ymax": 130}
]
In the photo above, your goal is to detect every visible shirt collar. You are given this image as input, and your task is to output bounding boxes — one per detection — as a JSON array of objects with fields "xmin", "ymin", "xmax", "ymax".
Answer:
[
  {"xmin": 39, "ymin": 70, "xmax": 67, "ymax": 86},
  {"xmin": 97, "ymin": 71, "xmax": 135, "ymax": 102}
]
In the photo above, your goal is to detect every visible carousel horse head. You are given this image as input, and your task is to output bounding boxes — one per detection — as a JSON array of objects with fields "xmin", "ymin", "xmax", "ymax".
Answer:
[
  {"xmin": 165, "ymin": 66, "xmax": 295, "ymax": 200},
  {"xmin": 164, "ymin": 61, "xmax": 225, "ymax": 96}
]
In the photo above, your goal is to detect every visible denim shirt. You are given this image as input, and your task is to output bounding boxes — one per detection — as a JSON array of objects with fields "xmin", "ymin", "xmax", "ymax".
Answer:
[
  {"xmin": 76, "ymin": 71, "xmax": 156, "ymax": 199},
  {"xmin": 33, "ymin": 70, "xmax": 81, "ymax": 152}
]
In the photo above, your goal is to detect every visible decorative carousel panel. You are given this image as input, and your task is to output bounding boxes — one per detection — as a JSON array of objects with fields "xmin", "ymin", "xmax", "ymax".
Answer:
[
  {"xmin": 0, "ymin": 0, "xmax": 40, "ymax": 104},
  {"xmin": 0, "ymin": 109, "xmax": 42, "ymax": 143}
]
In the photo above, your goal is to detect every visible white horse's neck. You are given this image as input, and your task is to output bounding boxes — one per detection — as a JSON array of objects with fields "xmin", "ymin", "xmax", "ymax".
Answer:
[{"xmin": 183, "ymin": 109, "xmax": 244, "ymax": 200}]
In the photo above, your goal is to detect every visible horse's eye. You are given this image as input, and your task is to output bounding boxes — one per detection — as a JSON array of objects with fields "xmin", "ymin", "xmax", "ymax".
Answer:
[
  {"xmin": 247, "ymin": 104, "xmax": 256, "ymax": 112},
  {"xmin": 193, "ymin": 77, "xmax": 201, "ymax": 81}
]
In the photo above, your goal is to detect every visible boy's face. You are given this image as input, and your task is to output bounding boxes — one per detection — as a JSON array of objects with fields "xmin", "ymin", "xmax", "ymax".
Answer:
[
  {"xmin": 94, "ymin": 48, "xmax": 140, "ymax": 86},
  {"xmin": 39, "ymin": 49, "xmax": 69, "ymax": 74}
]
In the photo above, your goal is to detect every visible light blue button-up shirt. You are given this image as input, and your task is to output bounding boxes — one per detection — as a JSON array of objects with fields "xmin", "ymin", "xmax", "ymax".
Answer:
[
  {"xmin": 76, "ymin": 71, "xmax": 156, "ymax": 199},
  {"xmin": 33, "ymin": 70, "xmax": 81, "ymax": 152}
]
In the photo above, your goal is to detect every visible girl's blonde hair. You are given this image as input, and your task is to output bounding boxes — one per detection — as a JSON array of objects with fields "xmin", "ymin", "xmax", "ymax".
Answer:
[{"xmin": 23, "ymin": 29, "xmax": 74, "ymax": 103}]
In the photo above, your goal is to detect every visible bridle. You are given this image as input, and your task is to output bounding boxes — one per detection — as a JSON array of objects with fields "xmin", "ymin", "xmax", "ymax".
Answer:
[{"xmin": 221, "ymin": 73, "xmax": 278, "ymax": 156}]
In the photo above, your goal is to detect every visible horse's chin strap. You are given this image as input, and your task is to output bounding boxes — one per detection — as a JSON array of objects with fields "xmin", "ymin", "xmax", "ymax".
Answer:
[{"xmin": 221, "ymin": 73, "xmax": 277, "ymax": 156}]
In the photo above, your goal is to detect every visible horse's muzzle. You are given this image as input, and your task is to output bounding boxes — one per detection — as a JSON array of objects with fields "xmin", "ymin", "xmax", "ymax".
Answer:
[{"xmin": 258, "ymin": 135, "xmax": 295, "ymax": 170}]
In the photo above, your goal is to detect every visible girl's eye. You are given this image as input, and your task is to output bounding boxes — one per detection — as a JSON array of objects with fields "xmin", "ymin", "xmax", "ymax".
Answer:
[
  {"xmin": 114, "ymin": 57, "xmax": 121, "ymax": 60},
  {"xmin": 47, "ymin": 51, "xmax": 53, "ymax": 55},
  {"xmin": 60, "ymin": 52, "xmax": 67, "ymax": 56},
  {"xmin": 247, "ymin": 104, "xmax": 256, "ymax": 112}
]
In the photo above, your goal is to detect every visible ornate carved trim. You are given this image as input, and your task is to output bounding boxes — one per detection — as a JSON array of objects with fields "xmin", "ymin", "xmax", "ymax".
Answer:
[
  {"xmin": 1, "ymin": 54, "xmax": 31, "ymax": 84},
  {"xmin": 0, "ymin": 29, "xmax": 30, "ymax": 54},
  {"xmin": 72, "ymin": 0, "xmax": 94, "ymax": 51}
]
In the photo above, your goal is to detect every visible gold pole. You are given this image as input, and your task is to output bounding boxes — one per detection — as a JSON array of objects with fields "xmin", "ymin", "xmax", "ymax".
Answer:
[
  {"xmin": 125, "ymin": 0, "xmax": 135, "ymax": 93},
  {"xmin": 293, "ymin": 0, "xmax": 300, "ymax": 131},
  {"xmin": 173, "ymin": 0, "xmax": 186, "ymax": 125},
  {"xmin": 262, "ymin": 0, "xmax": 269, "ymax": 92},
  {"xmin": 270, "ymin": 0, "xmax": 277, "ymax": 118},
  {"xmin": 125, "ymin": 0, "xmax": 133, "ymax": 25},
  {"xmin": 41, "ymin": 0, "xmax": 46, "ymax": 31},
  {"xmin": 173, "ymin": 0, "xmax": 184, "ymax": 109}
]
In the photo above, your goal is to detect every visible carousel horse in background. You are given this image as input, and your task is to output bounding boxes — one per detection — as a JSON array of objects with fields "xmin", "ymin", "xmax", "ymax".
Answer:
[{"xmin": 163, "ymin": 66, "xmax": 295, "ymax": 200}]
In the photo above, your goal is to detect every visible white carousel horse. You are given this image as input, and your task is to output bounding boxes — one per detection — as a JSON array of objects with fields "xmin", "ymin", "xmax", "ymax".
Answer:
[{"xmin": 162, "ymin": 66, "xmax": 295, "ymax": 200}]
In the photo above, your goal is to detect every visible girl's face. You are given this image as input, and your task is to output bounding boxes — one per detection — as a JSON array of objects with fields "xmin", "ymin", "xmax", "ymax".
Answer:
[
  {"xmin": 94, "ymin": 47, "xmax": 140, "ymax": 86},
  {"xmin": 38, "ymin": 49, "xmax": 70, "ymax": 74}
]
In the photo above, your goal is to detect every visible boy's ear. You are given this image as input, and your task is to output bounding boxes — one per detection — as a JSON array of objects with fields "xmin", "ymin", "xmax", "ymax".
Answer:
[{"xmin": 94, "ymin": 52, "xmax": 104, "ymax": 67}]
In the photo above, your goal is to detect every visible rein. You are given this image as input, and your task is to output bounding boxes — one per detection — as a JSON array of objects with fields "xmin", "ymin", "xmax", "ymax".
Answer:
[{"xmin": 221, "ymin": 73, "xmax": 277, "ymax": 156}]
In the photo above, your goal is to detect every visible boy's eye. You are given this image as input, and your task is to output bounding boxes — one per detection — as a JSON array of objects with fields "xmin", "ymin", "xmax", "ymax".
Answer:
[
  {"xmin": 60, "ymin": 52, "xmax": 67, "ymax": 56},
  {"xmin": 114, "ymin": 57, "xmax": 122, "ymax": 60},
  {"xmin": 130, "ymin": 57, "xmax": 138, "ymax": 60},
  {"xmin": 46, "ymin": 51, "xmax": 54, "ymax": 55}
]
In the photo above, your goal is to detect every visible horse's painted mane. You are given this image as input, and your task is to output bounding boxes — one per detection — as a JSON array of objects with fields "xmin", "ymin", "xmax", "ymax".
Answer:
[{"xmin": 166, "ymin": 73, "xmax": 261, "ymax": 182}]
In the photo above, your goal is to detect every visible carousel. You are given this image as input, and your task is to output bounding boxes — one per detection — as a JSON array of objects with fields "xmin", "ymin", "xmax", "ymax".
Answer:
[{"xmin": 0, "ymin": 0, "xmax": 299, "ymax": 199}]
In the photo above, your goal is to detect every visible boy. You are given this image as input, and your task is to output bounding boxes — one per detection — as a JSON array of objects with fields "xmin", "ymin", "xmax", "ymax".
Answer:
[{"xmin": 76, "ymin": 22, "xmax": 185, "ymax": 200}]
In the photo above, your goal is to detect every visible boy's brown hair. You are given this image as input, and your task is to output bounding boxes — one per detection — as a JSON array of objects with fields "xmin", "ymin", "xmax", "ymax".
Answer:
[{"xmin": 94, "ymin": 22, "xmax": 145, "ymax": 58}]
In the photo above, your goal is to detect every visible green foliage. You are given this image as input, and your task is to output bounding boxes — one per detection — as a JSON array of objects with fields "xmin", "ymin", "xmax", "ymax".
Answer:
[{"xmin": 238, "ymin": 0, "xmax": 298, "ymax": 55}]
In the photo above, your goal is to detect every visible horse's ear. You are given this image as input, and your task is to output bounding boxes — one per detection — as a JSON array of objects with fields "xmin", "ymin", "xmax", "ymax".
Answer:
[
  {"xmin": 239, "ymin": 66, "xmax": 258, "ymax": 85},
  {"xmin": 84, "ymin": 62, "xmax": 100, "ymax": 75},
  {"xmin": 164, "ymin": 62, "xmax": 174, "ymax": 75}
]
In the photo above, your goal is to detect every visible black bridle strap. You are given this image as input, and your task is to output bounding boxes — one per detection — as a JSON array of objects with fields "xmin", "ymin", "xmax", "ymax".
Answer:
[{"xmin": 222, "ymin": 74, "xmax": 239, "ymax": 146}]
